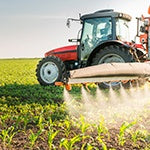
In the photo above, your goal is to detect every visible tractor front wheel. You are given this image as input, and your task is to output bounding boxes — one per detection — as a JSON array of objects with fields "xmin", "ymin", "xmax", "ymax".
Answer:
[
  {"xmin": 36, "ymin": 56, "xmax": 66, "ymax": 86},
  {"xmin": 91, "ymin": 45, "xmax": 134, "ymax": 89}
]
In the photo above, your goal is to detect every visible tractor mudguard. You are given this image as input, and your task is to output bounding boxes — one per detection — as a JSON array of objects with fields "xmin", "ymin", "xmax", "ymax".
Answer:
[{"xmin": 87, "ymin": 40, "xmax": 132, "ymax": 66}]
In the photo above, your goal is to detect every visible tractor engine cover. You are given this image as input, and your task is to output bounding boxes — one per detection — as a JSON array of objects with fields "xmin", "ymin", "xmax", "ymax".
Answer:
[{"xmin": 44, "ymin": 45, "xmax": 77, "ymax": 61}]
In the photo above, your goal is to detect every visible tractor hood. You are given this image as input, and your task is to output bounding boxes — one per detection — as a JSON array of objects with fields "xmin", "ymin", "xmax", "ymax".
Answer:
[{"xmin": 45, "ymin": 45, "xmax": 77, "ymax": 61}]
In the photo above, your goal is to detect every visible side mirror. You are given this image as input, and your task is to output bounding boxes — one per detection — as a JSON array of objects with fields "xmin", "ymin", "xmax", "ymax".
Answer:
[{"xmin": 66, "ymin": 19, "xmax": 70, "ymax": 28}]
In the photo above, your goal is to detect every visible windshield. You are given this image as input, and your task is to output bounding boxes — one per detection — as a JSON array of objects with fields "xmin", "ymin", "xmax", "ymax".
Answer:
[
  {"xmin": 81, "ymin": 17, "xmax": 112, "ymax": 60},
  {"xmin": 116, "ymin": 19, "xmax": 130, "ymax": 41}
]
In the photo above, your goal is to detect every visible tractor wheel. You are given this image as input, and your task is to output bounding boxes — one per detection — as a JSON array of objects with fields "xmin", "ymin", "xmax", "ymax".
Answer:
[
  {"xmin": 91, "ymin": 45, "xmax": 135, "ymax": 89},
  {"xmin": 36, "ymin": 56, "xmax": 66, "ymax": 86}
]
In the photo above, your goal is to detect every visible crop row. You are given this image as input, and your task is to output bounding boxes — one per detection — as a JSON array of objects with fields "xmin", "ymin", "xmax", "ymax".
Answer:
[{"xmin": 0, "ymin": 110, "xmax": 149, "ymax": 150}]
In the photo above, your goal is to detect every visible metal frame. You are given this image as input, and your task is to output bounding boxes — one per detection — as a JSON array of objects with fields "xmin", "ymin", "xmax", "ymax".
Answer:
[{"xmin": 68, "ymin": 76, "xmax": 142, "ymax": 84}]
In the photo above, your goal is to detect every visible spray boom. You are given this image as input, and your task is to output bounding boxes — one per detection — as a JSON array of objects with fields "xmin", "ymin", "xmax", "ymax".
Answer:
[{"xmin": 55, "ymin": 62, "xmax": 150, "ymax": 90}]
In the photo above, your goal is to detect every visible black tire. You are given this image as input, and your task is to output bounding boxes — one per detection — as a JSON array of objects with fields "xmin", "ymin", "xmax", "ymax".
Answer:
[
  {"xmin": 91, "ymin": 45, "xmax": 135, "ymax": 89},
  {"xmin": 36, "ymin": 56, "xmax": 66, "ymax": 86}
]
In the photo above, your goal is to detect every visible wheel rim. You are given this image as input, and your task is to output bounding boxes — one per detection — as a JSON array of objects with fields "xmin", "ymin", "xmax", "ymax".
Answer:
[
  {"xmin": 98, "ymin": 53, "xmax": 125, "ymax": 63},
  {"xmin": 98, "ymin": 53, "xmax": 125, "ymax": 87},
  {"xmin": 40, "ymin": 62, "xmax": 59, "ymax": 84}
]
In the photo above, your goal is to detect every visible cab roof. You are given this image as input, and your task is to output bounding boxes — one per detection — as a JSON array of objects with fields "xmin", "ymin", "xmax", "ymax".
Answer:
[{"xmin": 80, "ymin": 9, "xmax": 132, "ymax": 21}]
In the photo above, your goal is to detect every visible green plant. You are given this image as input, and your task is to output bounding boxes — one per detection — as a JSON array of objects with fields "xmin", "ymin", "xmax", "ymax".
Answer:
[
  {"xmin": 78, "ymin": 115, "xmax": 92, "ymax": 145},
  {"xmin": 97, "ymin": 137, "xmax": 107, "ymax": 150},
  {"xmin": 13, "ymin": 115, "xmax": 23, "ymax": 130},
  {"xmin": 0, "ymin": 126, "xmax": 16, "ymax": 147},
  {"xmin": 95, "ymin": 117, "xmax": 109, "ymax": 150},
  {"xmin": 81, "ymin": 143, "xmax": 99, "ymax": 150},
  {"xmin": 28, "ymin": 129, "xmax": 42, "ymax": 149},
  {"xmin": 79, "ymin": 116, "xmax": 90, "ymax": 134},
  {"xmin": 60, "ymin": 135, "xmax": 82, "ymax": 150},
  {"xmin": 0, "ymin": 114, "xmax": 11, "ymax": 127},
  {"xmin": 63, "ymin": 118, "xmax": 72, "ymax": 137},
  {"xmin": 130, "ymin": 129, "xmax": 147, "ymax": 146},
  {"xmin": 86, "ymin": 143, "xmax": 93, "ymax": 150},
  {"xmin": 97, "ymin": 117, "xmax": 109, "ymax": 139},
  {"xmin": 118, "ymin": 121, "xmax": 136, "ymax": 146},
  {"xmin": 47, "ymin": 129, "xmax": 59, "ymax": 150},
  {"xmin": 23, "ymin": 114, "xmax": 31, "ymax": 130},
  {"xmin": 37, "ymin": 114, "xmax": 45, "ymax": 130}
]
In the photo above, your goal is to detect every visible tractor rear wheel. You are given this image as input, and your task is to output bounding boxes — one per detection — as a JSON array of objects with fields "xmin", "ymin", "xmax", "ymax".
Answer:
[
  {"xmin": 91, "ymin": 45, "xmax": 135, "ymax": 89},
  {"xmin": 36, "ymin": 56, "xmax": 66, "ymax": 86}
]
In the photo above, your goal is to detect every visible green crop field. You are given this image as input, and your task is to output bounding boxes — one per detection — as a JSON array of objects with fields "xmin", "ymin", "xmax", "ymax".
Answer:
[{"xmin": 0, "ymin": 58, "xmax": 150, "ymax": 150}]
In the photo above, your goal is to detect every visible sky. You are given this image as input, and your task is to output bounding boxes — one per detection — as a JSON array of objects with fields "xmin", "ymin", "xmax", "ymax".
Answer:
[{"xmin": 0, "ymin": 0, "xmax": 149, "ymax": 58}]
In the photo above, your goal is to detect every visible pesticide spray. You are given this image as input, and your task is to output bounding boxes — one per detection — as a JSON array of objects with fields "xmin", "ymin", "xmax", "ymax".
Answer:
[{"xmin": 63, "ymin": 82, "xmax": 150, "ymax": 126}]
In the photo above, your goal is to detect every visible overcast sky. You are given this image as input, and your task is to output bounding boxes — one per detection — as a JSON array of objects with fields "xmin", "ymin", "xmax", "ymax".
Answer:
[{"xmin": 0, "ymin": 0, "xmax": 149, "ymax": 58}]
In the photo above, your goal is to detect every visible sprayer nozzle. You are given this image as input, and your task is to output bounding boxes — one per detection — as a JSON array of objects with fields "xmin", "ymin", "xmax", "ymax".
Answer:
[
  {"xmin": 55, "ymin": 82, "xmax": 72, "ymax": 91},
  {"xmin": 65, "ymin": 84, "xmax": 72, "ymax": 91},
  {"xmin": 55, "ymin": 82, "xmax": 64, "ymax": 86}
]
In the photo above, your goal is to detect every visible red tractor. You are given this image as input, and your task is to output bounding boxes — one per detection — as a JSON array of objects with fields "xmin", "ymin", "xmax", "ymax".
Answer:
[{"xmin": 36, "ymin": 9, "xmax": 150, "ymax": 88}]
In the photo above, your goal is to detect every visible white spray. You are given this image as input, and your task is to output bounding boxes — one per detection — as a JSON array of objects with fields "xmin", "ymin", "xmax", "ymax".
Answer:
[{"xmin": 63, "ymin": 82, "xmax": 150, "ymax": 126}]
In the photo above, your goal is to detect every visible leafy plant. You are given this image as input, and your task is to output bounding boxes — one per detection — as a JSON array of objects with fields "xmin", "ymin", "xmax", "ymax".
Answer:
[
  {"xmin": 97, "ymin": 117, "xmax": 109, "ymax": 139},
  {"xmin": 47, "ymin": 129, "xmax": 59, "ymax": 150},
  {"xmin": 130, "ymin": 129, "xmax": 147, "ymax": 146},
  {"xmin": 0, "ymin": 126, "xmax": 16, "ymax": 147},
  {"xmin": 118, "ymin": 121, "xmax": 136, "ymax": 146},
  {"xmin": 60, "ymin": 135, "xmax": 82, "ymax": 150},
  {"xmin": 28, "ymin": 129, "xmax": 42, "ymax": 149},
  {"xmin": 97, "ymin": 137, "xmax": 108, "ymax": 150},
  {"xmin": 78, "ymin": 115, "xmax": 92, "ymax": 145},
  {"xmin": 37, "ymin": 114, "xmax": 45, "ymax": 130},
  {"xmin": 22, "ymin": 114, "xmax": 31, "ymax": 130},
  {"xmin": 63, "ymin": 118, "xmax": 72, "ymax": 137},
  {"xmin": 79, "ymin": 116, "xmax": 90, "ymax": 134}
]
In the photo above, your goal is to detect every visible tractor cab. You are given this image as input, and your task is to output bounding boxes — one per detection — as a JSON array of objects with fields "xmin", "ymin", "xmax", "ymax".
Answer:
[{"xmin": 78, "ymin": 9, "xmax": 132, "ymax": 66}]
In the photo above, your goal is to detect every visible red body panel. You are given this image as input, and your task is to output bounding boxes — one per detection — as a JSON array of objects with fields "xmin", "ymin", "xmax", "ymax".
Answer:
[
  {"xmin": 124, "ymin": 41, "xmax": 145, "ymax": 50},
  {"xmin": 134, "ymin": 43, "xmax": 145, "ymax": 49},
  {"xmin": 45, "ymin": 45, "xmax": 77, "ymax": 62}
]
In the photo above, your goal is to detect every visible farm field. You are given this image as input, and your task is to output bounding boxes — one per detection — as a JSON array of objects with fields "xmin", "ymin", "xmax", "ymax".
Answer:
[{"xmin": 0, "ymin": 58, "xmax": 150, "ymax": 150}]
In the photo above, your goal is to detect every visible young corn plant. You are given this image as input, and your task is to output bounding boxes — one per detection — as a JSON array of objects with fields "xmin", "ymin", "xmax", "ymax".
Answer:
[
  {"xmin": 22, "ymin": 114, "xmax": 30, "ymax": 130},
  {"xmin": 81, "ymin": 143, "xmax": 99, "ymax": 150},
  {"xmin": 118, "ymin": 121, "xmax": 136, "ymax": 146},
  {"xmin": 0, "ymin": 126, "xmax": 16, "ymax": 148},
  {"xmin": 47, "ymin": 129, "xmax": 59, "ymax": 150},
  {"xmin": 97, "ymin": 137, "xmax": 108, "ymax": 150},
  {"xmin": 63, "ymin": 118, "xmax": 72, "ymax": 137},
  {"xmin": 87, "ymin": 143, "xmax": 99, "ymax": 150},
  {"xmin": 60, "ymin": 135, "xmax": 82, "ymax": 150},
  {"xmin": 47, "ymin": 118, "xmax": 59, "ymax": 150},
  {"xmin": 74, "ymin": 116, "xmax": 93, "ymax": 149},
  {"xmin": 28, "ymin": 129, "xmax": 42, "ymax": 149},
  {"xmin": 79, "ymin": 116, "xmax": 91, "ymax": 141},
  {"xmin": 130, "ymin": 129, "xmax": 147, "ymax": 147},
  {"xmin": 78, "ymin": 116, "xmax": 90, "ymax": 134},
  {"xmin": 46, "ymin": 118, "xmax": 54, "ymax": 131},
  {"xmin": 95, "ymin": 117, "xmax": 109, "ymax": 150},
  {"xmin": 86, "ymin": 143, "xmax": 93, "ymax": 150},
  {"xmin": 13, "ymin": 115, "xmax": 23, "ymax": 130},
  {"xmin": 97, "ymin": 117, "xmax": 109, "ymax": 139},
  {"xmin": 37, "ymin": 114, "xmax": 45, "ymax": 131},
  {"xmin": 0, "ymin": 114, "xmax": 10, "ymax": 127}
]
